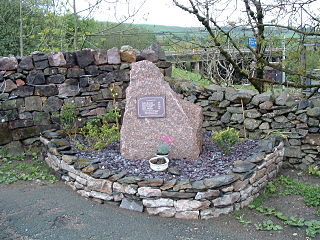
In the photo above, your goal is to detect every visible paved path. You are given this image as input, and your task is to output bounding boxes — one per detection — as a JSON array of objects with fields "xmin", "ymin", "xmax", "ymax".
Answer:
[{"xmin": 0, "ymin": 181, "xmax": 298, "ymax": 240}]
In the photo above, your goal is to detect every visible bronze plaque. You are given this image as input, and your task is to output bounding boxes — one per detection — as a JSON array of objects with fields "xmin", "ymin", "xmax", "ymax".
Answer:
[{"xmin": 137, "ymin": 96, "xmax": 166, "ymax": 118}]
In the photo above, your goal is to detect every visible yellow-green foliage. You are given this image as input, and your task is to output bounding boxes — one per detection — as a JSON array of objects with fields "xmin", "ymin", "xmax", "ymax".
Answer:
[
  {"xmin": 212, "ymin": 127, "xmax": 239, "ymax": 155},
  {"xmin": 76, "ymin": 108, "xmax": 120, "ymax": 151}
]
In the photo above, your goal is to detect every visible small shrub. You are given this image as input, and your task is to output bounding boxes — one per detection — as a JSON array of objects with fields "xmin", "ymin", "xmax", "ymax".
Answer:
[
  {"xmin": 212, "ymin": 127, "xmax": 239, "ymax": 155},
  {"xmin": 76, "ymin": 108, "xmax": 120, "ymax": 151},
  {"xmin": 57, "ymin": 103, "xmax": 78, "ymax": 130},
  {"xmin": 308, "ymin": 166, "xmax": 320, "ymax": 177}
]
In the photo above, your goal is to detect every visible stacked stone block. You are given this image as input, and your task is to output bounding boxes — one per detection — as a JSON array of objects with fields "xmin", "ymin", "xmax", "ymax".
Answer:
[
  {"xmin": 0, "ymin": 45, "xmax": 172, "ymax": 149},
  {"xmin": 170, "ymin": 81, "xmax": 320, "ymax": 169},
  {"xmin": 40, "ymin": 129, "xmax": 284, "ymax": 219}
]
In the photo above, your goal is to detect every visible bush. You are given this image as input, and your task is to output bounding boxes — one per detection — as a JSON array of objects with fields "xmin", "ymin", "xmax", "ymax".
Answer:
[
  {"xmin": 76, "ymin": 108, "xmax": 120, "ymax": 151},
  {"xmin": 212, "ymin": 127, "xmax": 239, "ymax": 155}
]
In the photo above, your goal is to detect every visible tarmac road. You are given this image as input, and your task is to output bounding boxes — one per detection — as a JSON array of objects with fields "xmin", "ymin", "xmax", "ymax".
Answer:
[{"xmin": 0, "ymin": 181, "xmax": 304, "ymax": 240}]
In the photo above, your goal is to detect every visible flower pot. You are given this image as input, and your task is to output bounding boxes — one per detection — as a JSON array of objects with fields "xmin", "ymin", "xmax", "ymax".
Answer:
[
  {"xmin": 149, "ymin": 156, "xmax": 169, "ymax": 172},
  {"xmin": 156, "ymin": 153, "xmax": 169, "ymax": 158}
]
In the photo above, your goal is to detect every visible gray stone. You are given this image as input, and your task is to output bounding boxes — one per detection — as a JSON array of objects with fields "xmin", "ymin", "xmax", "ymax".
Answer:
[
  {"xmin": 141, "ymin": 49, "xmax": 158, "ymax": 62},
  {"xmin": 25, "ymin": 96, "xmax": 42, "ymax": 111},
  {"xmin": 48, "ymin": 52, "xmax": 66, "ymax": 66},
  {"xmin": 209, "ymin": 91, "xmax": 224, "ymax": 101},
  {"xmin": 221, "ymin": 112, "xmax": 231, "ymax": 123},
  {"xmin": 227, "ymin": 107, "xmax": 242, "ymax": 114},
  {"xmin": 244, "ymin": 118, "xmax": 261, "ymax": 130},
  {"xmin": 148, "ymin": 42, "xmax": 166, "ymax": 60},
  {"xmin": 35, "ymin": 85, "xmax": 58, "ymax": 96},
  {"xmin": 251, "ymin": 93, "xmax": 272, "ymax": 105},
  {"xmin": 113, "ymin": 182, "xmax": 137, "ymax": 195},
  {"xmin": 26, "ymin": 71, "xmax": 46, "ymax": 85},
  {"xmin": 107, "ymin": 47, "xmax": 121, "ymax": 64},
  {"xmin": 296, "ymin": 113, "xmax": 308, "ymax": 123},
  {"xmin": 58, "ymin": 83, "xmax": 80, "ymax": 97},
  {"xmin": 259, "ymin": 101, "xmax": 273, "ymax": 110},
  {"xmin": 42, "ymin": 96, "xmax": 63, "ymax": 112},
  {"xmin": 146, "ymin": 207, "xmax": 176, "ymax": 218},
  {"xmin": 245, "ymin": 109, "xmax": 261, "ymax": 118},
  {"xmin": 0, "ymin": 56, "xmax": 18, "ymax": 70},
  {"xmin": 11, "ymin": 86, "xmax": 34, "ymax": 97},
  {"xmin": 138, "ymin": 178, "xmax": 164, "ymax": 187},
  {"xmin": 3, "ymin": 80, "xmax": 17, "ymax": 92},
  {"xmin": 284, "ymin": 146, "xmax": 302, "ymax": 158},
  {"xmin": 34, "ymin": 60, "xmax": 49, "ymax": 70},
  {"xmin": 161, "ymin": 191, "xmax": 196, "ymax": 199},
  {"xmin": 138, "ymin": 187, "xmax": 161, "ymax": 197},
  {"xmin": 225, "ymin": 89, "xmax": 254, "ymax": 104},
  {"xmin": 212, "ymin": 192, "xmax": 240, "ymax": 207},
  {"xmin": 119, "ymin": 198, "xmax": 143, "ymax": 212},
  {"xmin": 230, "ymin": 113, "xmax": 244, "ymax": 123},
  {"xmin": 307, "ymin": 107, "xmax": 320, "ymax": 117},
  {"xmin": 274, "ymin": 115, "xmax": 288, "ymax": 123},
  {"xmin": 75, "ymin": 49, "xmax": 94, "ymax": 67},
  {"xmin": 303, "ymin": 134, "xmax": 320, "ymax": 146},
  {"xmin": 173, "ymin": 180, "xmax": 192, "ymax": 191},
  {"xmin": 259, "ymin": 122, "xmax": 270, "ymax": 130},
  {"xmin": 308, "ymin": 118, "xmax": 320, "ymax": 127},
  {"xmin": 200, "ymin": 206, "xmax": 233, "ymax": 219},
  {"xmin": 19, "ymin": 56, "xmax": 34, "ymax": 70},
  {"xmin": 47, "ymin": 74, "xmax": 65, "ymax": 84},
  {"xmin": 142, "ymin": 198, "xmax": 174, "ymax": 207},
  {"xmin": 90, "ymin": 191, "xmax": 113, "ymax": 201},
  {"xmin": 203, "ymin": 175, "xmax": 237, "ymax": 189},
  {"xmin": 232, "ymin": 162, "xmax": 256, "ymax": 173},
  {"xmin": 67, "ymin": 67, "xmax": 85, "ymax": 78},
  {"xmin": 298, "ymin": 99, "xmax": 312, "ymax": 110},
  {"xmin": 93, "ymin": 49, "xmax": 108, "ymax": 65},
  {"xmin": 271, "ymin": 122, "xmax": 294, "ymax": 129},
  {"xmin": 109, "ymin": 170, "xmax": 127, "ymax": 181},
  {"xmin": 275, "ymin": 92, "xmax": 291, "ymax": 106},
  {"xmin": 175, "ymin": 211, "xmax": 199, "ymax": 219},
  {"xmin": 160, "ymin": 179, "xmax": 176, "ymax": 191},
  {"xmin": 191, "ymin": 180, "xmax": 207, "ymax": 190},
  {"xmin": 174, "ymin": 200, "xmax": 210, "ymax": 211},
  {"xmin": 195, "ymin": 190, "xmax": 220, "ymax": 200},
  {"xmin": 168, "ymin": 167, "xmax": 181, "ymax": 175},
  {"xmin": 219, "ymin": 100, "xmax": 230, "ymax": 108}
]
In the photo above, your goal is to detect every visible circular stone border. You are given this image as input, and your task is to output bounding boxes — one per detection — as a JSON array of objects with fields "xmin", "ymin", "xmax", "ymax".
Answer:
[{"xmin": 40, "ymin": 130, "xmax": 284, "ymax": 220}]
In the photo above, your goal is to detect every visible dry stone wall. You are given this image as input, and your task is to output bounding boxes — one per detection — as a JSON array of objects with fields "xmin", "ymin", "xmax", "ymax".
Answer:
[
  {"xmin": 1, "ymin": 45, "xmax": 319, "ymax": 169},
  {"xmin": 40, "ymin": 129, "xmax": 284, "ymax": 220},
  {"xmin": 0, "ymin": 44, "xmax": 172, "ymax": 149},
  {"xmin": 168, "ymin": 81, "xmax": 320, "ymax": 170}
]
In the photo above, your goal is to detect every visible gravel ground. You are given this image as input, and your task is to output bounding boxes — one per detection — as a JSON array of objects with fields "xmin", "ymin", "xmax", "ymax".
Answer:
[{"xmin": 76, "ymin": 132, "xmax": 259, "ymax": 181}]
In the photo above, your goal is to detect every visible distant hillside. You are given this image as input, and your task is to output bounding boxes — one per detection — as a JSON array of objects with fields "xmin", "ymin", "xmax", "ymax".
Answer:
[{"xmin": 135, "ymin": 24, "xmax": 204, "ymax": 33}]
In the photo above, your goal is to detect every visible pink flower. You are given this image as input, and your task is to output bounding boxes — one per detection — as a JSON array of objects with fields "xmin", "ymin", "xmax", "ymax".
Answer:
[{"xmin": 160, "ymin": 136, "xmax": 173, "ymax": 143}]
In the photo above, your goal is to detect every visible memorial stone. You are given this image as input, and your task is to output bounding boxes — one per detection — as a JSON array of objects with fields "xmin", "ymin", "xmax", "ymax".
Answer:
[{"xmin": 120, "ymin": 60, "xmax": 203, "ymax": 159}]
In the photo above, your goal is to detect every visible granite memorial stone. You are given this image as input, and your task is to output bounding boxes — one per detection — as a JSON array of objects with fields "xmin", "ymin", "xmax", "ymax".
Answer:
[{"xmin": 120, "ymin": 60, "xmax": 203, "ymax": 159}]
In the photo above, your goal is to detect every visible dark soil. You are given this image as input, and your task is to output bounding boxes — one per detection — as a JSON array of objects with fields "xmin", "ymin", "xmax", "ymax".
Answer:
[
  {"xmin": 150, "ymin": 157, "xmax": 167, "ymax": 165},
  {"xmin": 75, "ymin": 132, "xmax": 259, "ymax": 181}
]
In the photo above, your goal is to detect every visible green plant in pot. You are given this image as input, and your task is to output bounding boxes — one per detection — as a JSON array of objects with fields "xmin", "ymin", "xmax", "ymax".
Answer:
[
  {"xmin": 156, "ymin": 136, "xmax": 173, "ymax": 156},
  {"xmin": 149, "ymin": 136, "xmax": 173, "ymax": 172}
]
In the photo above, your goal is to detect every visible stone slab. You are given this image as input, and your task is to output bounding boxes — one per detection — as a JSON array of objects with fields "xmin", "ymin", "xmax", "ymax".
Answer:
[{"xmin": 120, "ymin": 60, "xmax": 203, "ymax": 159}]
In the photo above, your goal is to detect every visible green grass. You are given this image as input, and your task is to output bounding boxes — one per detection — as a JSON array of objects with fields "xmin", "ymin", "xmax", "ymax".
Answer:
[
  {"xmin": 172, "ymin": 66, "xmax": 212, "ymax": 86},
  {"xmin": 172, "ymin": 67, "xmax": 301, "ymax": 94},
  {"xmin": 0, "ymin": 148, "xmax": 57, "ymax": 184}
]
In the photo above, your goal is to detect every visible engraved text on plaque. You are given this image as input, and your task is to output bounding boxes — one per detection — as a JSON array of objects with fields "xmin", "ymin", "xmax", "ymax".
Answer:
[{"xmin": 137, "ymin": 96, "xmax": 166, "ymax": 118}]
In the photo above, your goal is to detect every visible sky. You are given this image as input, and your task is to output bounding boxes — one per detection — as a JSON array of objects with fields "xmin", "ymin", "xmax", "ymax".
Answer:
[{"xmin": 76, "ymin": 0, "xmax": 202, "ymax": 27}]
